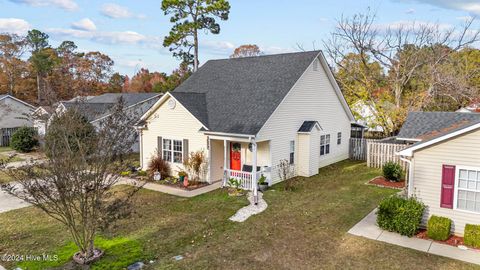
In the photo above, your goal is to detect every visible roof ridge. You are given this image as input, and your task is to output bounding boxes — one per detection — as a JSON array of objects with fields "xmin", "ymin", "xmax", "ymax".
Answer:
[{"xmin": 206, "ymin": 50, "xmax": 321, "ymax": 62}]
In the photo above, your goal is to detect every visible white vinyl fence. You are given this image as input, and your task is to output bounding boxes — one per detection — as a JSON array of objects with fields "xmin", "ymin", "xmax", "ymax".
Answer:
[{"xmin": 350, "ymin": 138, "xmax": 409, "ymax": 171}]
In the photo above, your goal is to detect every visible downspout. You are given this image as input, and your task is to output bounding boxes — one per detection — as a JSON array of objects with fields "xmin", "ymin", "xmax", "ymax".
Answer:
[{"xmin": 400, "ymin": 156, "xmax": 414, "ymax": 197}]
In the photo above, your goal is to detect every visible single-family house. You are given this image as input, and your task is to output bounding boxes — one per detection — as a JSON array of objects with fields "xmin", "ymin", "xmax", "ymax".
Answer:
[
  {"xmin": 0, "ymin": 94, "xmax": 36, "ymax": 146},
  {"xmin": 45, "ymin": 93, "xmax": 162, "ymax": 152},
  {"xmin": 397, "ymin": 111, "xmax": 480, "ymax": 235},
  {"xmin": 137, "ymin": 51, "xmax": 356, "ymax": 192}
]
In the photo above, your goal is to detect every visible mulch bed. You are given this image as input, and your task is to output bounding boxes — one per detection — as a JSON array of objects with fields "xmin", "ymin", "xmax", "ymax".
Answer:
[
  {"xmin": 368, "ymin": 176, "xmax": 405, "ymax": 189},
  {"xmin": 160, "ymin": 180, "xmax": 209, "ymax": 191},
  {"xmin": 415, "ymin": 229, "xmax": 465, "ymax": 247}
]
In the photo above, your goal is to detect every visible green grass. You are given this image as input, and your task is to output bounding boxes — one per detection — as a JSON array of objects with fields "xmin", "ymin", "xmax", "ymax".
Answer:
[
  {"xmin": 0, "ymin": 160, "xmax": 478, "ymax": 269},
  {"xmin": 18, "ymin": 236, "xmax": 145, "ymax": 270}
]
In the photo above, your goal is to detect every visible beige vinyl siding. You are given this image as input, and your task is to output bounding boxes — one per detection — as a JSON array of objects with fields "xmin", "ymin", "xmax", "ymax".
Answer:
[
  {"xmin": 413, "ymin": 129, "xmax": 480, "ymax": 235},
  {"xmin": 257, "ymin": 57, "xmax": 351, "ymax": 183},
  {"xmin": 140, "ymin": 96, "xmax": 207, "ymax": 174},
  {"xmin": 0, "ymin": 97, "xmax": 34, "ymax": 128}
]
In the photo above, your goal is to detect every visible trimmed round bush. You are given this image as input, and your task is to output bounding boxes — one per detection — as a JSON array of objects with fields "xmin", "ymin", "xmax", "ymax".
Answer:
[
  {"xmin": 427, "ymin": 215, "xmax": 451, "ymax": 241},
  {"xmin": 382, "ymin": 161, "xmax": 404, "ymax": 182},
  {"xmin": 377, "ymin": 195, "xmax": 425, "ymax": 237},
  {"xmin": 10, "ymin": 126, "xmax": 38, "ymax": 152},
  {"xmin": 464, "ymin": 224, "xmax": 480, "ymax": 248}
]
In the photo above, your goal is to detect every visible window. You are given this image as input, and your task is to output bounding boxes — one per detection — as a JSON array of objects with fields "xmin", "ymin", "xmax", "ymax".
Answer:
[
  {"xmin": 337, "ymin": 132, "xmax": 342, "ymax": 145},
  {"xmin": 320, "ymin": 134, "xmax": 330, "ymax": 156},
  {"xmin": 162, "ymin": 139, "xmax": 172, "ymax": 162},
  {"xmin": 289, "ymin": 140, "xmax": 295, "ymax": 164},
  {"xmin": 456, "ymin": 168, "xmax": 480, "ymax": 212},
  {"xmin": 163, "ymin": 138, "xmax": 183, "ymax": 163}
]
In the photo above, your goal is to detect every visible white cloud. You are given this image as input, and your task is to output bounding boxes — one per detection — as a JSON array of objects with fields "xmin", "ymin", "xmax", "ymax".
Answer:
[
  {"xmin": 49, "ymin": 28, "xmax": 148, "ymax": 45},
  {"xmin": 9, "ymin": 0, "xmax": 78, "ymax": 11},
  {"xmin": 100, "ymin": 3, "xmax": 145, "ymax": 19},
  {"xmin": 396, "ymin": 0, "xmax": 480, "ymax": 15},
  {"xmin": 202, "ymin": 40, "xmax": 236, "ymax": 52},
  {"xmin": 71, "ymin": 18, "xmax": 96, "ymax": 31},
  {"xmin": 260, "ymin": 46, "xmax": 295, "ymax": 55},
  {"xmin": 405, "ymin": 8, "xmax": 416, "ymax": 14},
  {"xmin": 374, "ymin": 20, "xmax": 453, "ymax": 32},
  {"xmin": 0, "ymin": 18, "xmax": 31, "ymax": 34}
]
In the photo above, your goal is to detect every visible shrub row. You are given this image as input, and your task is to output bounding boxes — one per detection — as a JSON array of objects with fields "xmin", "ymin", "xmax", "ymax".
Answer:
[
  {"xmin": 427, "ymin": 215, "xmax": 451, "ymax": 241},
  {"xmin": 377, "ymin": 195, "xmax": 425, "ymax": 237}
]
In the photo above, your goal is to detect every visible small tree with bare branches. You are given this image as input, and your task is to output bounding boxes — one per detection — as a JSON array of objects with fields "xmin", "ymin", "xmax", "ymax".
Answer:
[{"xmin": 1, "ymin": 99, "xmax": 143, "ymax": 265}]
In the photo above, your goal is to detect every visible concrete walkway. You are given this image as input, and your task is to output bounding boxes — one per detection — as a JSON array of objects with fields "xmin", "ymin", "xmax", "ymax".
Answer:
[
  {"xmin": 117, "ymin": 178, "xmax": 222, "ymax": 198},
  {"xmin": 0, "ymin": 183, "xmax": 30, "ymax": 214},
  {"xmin": 348, "ymin": 209, "xmax": 480, "ymax": 266},
  {"xmin": 229, "ymin": 191, "xmax": 268, "ymax": 222}
]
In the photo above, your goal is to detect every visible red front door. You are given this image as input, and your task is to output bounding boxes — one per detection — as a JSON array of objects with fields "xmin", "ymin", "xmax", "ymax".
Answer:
[{"xmin": 230, "ymin": 142, "xmax": 241, "ymax": 171}]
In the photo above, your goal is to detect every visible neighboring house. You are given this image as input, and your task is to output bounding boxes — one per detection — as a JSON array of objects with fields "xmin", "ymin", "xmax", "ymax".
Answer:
[
  {"xmin": 47, "ymin": 93, "xmax": 162, "ymax": 152},
  {"xmin": 137, "ymin": 51, "xmax": 356, "ymax": 192},
  {"xmin": 397, "ymin": 111, "xmax": 480, "ymax": 235},
  {"xmin": 351, "ymin": 100, "xmax": 394, "ymax": 133},
  {"xmin": 456, "ymin": 102, "xmax": 480, "ymax": 113},
  {"xmin": 32, "ymin": 106, "xmax": 54, "ymax": 136},
  {"xmin": 0, "ymin": 94, "xmax": 36, "ymax": 129}
]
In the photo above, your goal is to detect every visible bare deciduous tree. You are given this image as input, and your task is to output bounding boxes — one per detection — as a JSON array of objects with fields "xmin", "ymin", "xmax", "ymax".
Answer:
[
  {"xmin": 324, "ymin": 9, "xmax": 480, "ymax": 133},
  {"xmin": 1, "ymin": 99, "xmax": 143, "ymax": 264}
]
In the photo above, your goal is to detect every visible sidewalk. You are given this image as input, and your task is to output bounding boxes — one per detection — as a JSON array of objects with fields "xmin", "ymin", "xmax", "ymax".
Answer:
[
  {"xmin": 117, "ymin": 178, "xmax": 222, "ymax": 197},
  {"xmin": 348, "ymin": 209, "xmax": 480, "ymax": 266}
]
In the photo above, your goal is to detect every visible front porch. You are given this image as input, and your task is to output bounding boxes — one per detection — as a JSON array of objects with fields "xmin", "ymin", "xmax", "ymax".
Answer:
[{"xmin": 208, "ymin": 136, "xmax": 271, "ymax": 191}]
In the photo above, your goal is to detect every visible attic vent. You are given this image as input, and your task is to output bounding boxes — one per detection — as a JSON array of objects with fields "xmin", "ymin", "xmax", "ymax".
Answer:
[{"xmin": 313, "ymin": 59, "xmax": 319, "ymax": 71}]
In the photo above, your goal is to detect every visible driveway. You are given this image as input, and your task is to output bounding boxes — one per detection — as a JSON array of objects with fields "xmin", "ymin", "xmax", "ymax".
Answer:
[{"xmin": 0, "ymin": 188, "xmax": 30, "ymax": 214}]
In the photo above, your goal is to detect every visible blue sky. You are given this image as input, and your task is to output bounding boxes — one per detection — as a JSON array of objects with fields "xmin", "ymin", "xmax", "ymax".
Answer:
[{"xmin": 1, "ymin": 0, "xmax": 479, "ymax": 76}]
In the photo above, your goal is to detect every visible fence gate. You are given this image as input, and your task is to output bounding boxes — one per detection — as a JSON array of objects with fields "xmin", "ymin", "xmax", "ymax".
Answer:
[
  {"xmin": 349, "ymin": 138, "xmax": 409, "ymax": 171},
  {"xmin": 0, "ymin": 128, "xmax": 18, "ymax": 147}
]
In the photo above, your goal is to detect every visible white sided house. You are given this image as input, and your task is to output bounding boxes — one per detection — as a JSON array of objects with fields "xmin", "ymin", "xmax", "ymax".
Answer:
[
  {"xmin": 397, "ymin": 112, "xmax": 480, "ymax": 235},
  {"xmin": 137, "ymin": 51, "xmax": 355, "ymax": 193}
]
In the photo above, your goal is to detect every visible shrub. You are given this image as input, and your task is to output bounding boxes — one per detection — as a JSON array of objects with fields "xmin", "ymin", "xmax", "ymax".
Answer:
[
  {"xmin": 10, "ymin": 126, "xmax": 38, "ymax": 152},
  {"xmin": 464, "ymin": 224, "xmax": 480, "ymax": 248},
  {"xmin": 183, "ymin": 150, "xmax": 208, "ymax": 183},
  {"xmin": 427, "ymin": 215, "xmax": 451, "ymax": 241},
  {"xmin": 120, "ymin": 171, "xmax": 130, "ymax": 176},
  {"xmin": 137, "ymin": 170, "xmax": 147, "ymax": 177},
  {"xmin": 377, "ymin": 195, "xmax": 425, "ymax": 237},
  {"xmin": 382, "ymin": 161, "xmax": 404, "ymax": 182},
  {"xmin": 147, "ymin": 155, "xmax": 171, "ymax": 180}
]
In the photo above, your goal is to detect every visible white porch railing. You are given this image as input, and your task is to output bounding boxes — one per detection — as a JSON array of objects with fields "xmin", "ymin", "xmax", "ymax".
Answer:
[{"xmin": 224, "ymin": 169, "xmax": 262, "ymax": 191}]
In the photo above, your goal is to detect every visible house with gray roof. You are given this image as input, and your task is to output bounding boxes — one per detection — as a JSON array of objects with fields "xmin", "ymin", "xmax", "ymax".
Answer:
[
  {"xmin": 137, "ymin": 51, "xmax": 356, "ymax": 197},
  {"xmin": 0, "ymin": 94, "xmax": 36, "ymax": 146},
  {"xmin": 397, "ymin": 111, "xmax": 480, "ymax": 235},
  {"xmin": 41, "ymin": 93, "xmax": 162, "ymax": 151}
]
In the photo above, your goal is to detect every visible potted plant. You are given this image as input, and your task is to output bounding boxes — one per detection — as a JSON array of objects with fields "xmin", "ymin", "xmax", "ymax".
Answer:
[
  {"xmin": 258, "ymin": 174, "xmax": 268, "ymax": 192},
  {"xmin": 178, "ymin": 171, "xmax": 187, "ymax": 182}
]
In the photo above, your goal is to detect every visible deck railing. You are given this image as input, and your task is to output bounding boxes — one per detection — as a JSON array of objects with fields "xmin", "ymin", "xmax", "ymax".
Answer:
[{"xmin": 224, "ymin": 169, "xmax": 263, "ymax": 191}]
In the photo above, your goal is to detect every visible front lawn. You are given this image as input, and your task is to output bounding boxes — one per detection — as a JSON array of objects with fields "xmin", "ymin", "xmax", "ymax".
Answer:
[{"xmin": 0, "ymin": 160, "xmax": 477, "ymax": 269}]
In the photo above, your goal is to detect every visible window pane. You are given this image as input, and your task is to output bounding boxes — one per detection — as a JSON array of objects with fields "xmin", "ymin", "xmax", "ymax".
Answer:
[
  {"xmin": 476, "ymin": 202, "xmax": 480, "ymax": 212},
  {"xmin": 469, "ymin": 170, "xmax": 477, "ymax": 180},
  {"xmin": 469, "ymin": 181, "xmax": 477, "ymax": 190},
  {"xmin": 320, "ymin": 135, "xmax": 325, "ymax": 144},
  {"xmin": 459, "ymin": 169, "xmax": 467, "ymax": 180},
  {"xmin": 163, "ymin": 139, "xmax": 172, "ymax": 150},
  {"xmin": 467, "ymin": 200, "xmax": 475, "ymax": 211},
  {"xmin": 458, "ymin": 199, "xmax": 466, "ymax": 209},
  {"xmin": 467, "ymin": 191, "xmax": 475, "ymax": 201},
  {"xmin": 458, "ymin": 190, "xmax": 466, "ymax": 199},
  {"xmin": 326, "ymin": 145, "xmax": 330, "ymax": 154},
  {"xmin": 290, "ymin": 141, "xmax": 295, "ymax": 152},
  {"xmin": 326, "ymin": 135, "xmax": 330, "ymax": 143},
  {"xmin": 173, "ymin": 152, "xmax": 182, "ymax": 163},
  {"xmin": 163, "ymin": 151, "xmax": 171, "ymax": 162},
  {"xmin": 477, "ymin": 181, "xmax": 480, "ymax": 191},
  {"xmin": 320, "ymin": 146, "xmax": 325, "ymax": 155},
  {"xmin": 173, "ymin": 140, "xmax": 182, "ymax": 152},
  {"xmin": 290, "ymin": 153, "xmax": 294, "ymax": 164},
  {"xmin": 459, "ymin": 179, "xmax": 467, "ymax": 188}
]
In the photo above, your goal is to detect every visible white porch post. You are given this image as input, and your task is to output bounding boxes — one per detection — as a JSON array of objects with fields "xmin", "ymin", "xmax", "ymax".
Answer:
[
  {"xmin": 207, "ymin": 136, "xmax": 211, "ymax": 184},
  {"xmin": 252, "ymin": 139, "xmax": 258, "ymax": 204},
  {"xmin": 223, "ymin": 139, "xmax": 228, "ymax": 187}
]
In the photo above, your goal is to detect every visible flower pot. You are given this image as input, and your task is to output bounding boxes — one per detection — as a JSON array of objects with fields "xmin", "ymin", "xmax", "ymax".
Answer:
[
  {"xmin": 183, "ymin": 176, "xmax": 189, "ymax": 187},
  {"xmin": 258, "ymin": 183, "xmax": 268, "ymax": 192},
  {"xmin": 179, "ymin": 175, "xmax": 185, "ymax": 182}
]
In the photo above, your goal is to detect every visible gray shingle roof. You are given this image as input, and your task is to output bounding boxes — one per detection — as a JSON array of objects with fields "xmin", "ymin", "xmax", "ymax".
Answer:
[
  {"xmin": 63, "ymin": 93, "xmax": 162, "ymax": 122},
  {"xmin": 172, "ymin": 51, "xmax": 321, "ymax": 134},
  {"xmin": 298, "ymin": 121, "xmax": 319, "ymax": 132},
  {"xmin": 397, "ymin": 112, "xmax": 480, "ymax": 140}
]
